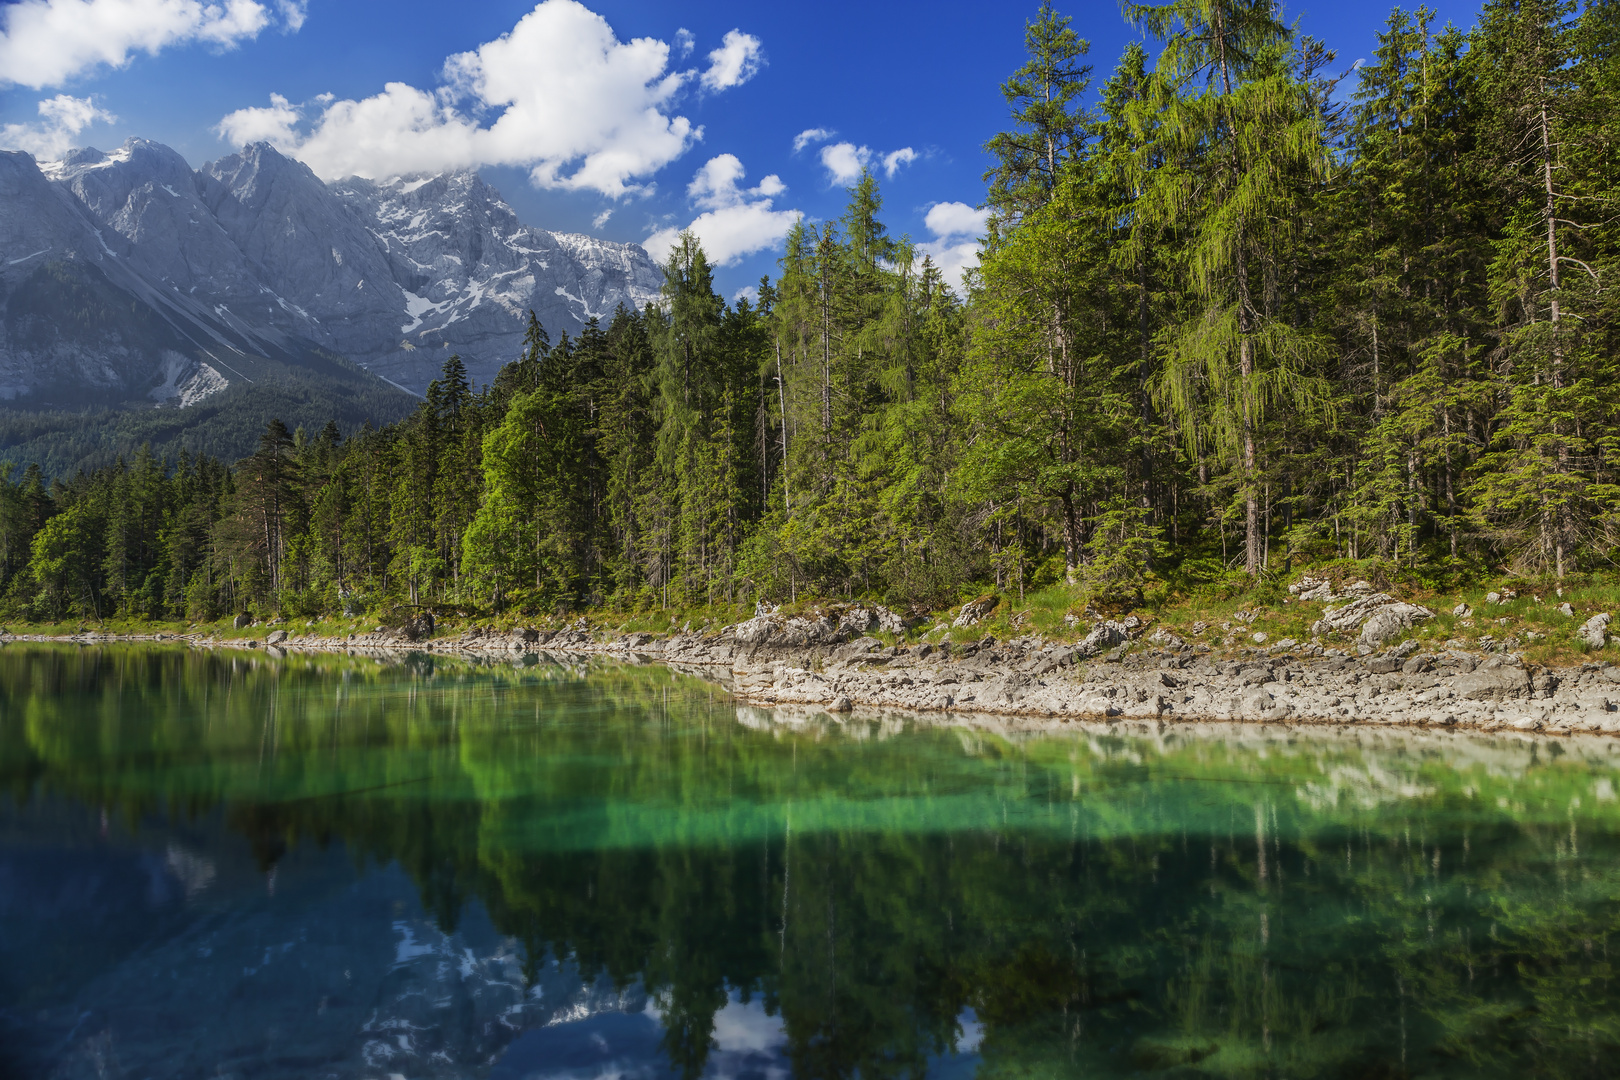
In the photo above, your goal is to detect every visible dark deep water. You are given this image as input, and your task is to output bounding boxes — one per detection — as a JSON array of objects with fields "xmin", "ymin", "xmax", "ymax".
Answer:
[{"xmin": 1, "ymin": 644, "xmax": 1619, "ymax": 1079}]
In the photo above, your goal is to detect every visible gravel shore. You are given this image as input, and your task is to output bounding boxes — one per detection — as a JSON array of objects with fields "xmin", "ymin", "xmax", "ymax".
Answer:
[{"xmin": 12, "ymin": 618, "xmax": 1620, "ymax": 737}]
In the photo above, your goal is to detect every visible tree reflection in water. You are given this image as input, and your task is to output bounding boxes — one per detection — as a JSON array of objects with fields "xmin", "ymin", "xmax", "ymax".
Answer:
[{"xmin": 1, "ymin": 643, "xmax": 1618, "ymax": 1078}]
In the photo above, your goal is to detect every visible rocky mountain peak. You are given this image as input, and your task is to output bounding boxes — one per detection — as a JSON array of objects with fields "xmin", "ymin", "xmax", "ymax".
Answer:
[{"xmin": 0, "ymin": 138, "xmax": 664, "ymax": 409}]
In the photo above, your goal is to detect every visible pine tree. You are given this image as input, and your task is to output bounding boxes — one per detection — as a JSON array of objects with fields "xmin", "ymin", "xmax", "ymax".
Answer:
[{"xmin": 1128, "ymin": 0, "xmax": 1335, "ymax": 575}]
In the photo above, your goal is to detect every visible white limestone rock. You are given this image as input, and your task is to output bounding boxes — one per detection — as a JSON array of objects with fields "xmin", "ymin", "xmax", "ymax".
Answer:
[
  {"xmin": 1578, "ymin": 612, "xmax": 1611, "ymax": 649},
  {"xmin": 953, "ymin": 597, "xmax": 999, "ymax": 628},
  {"xmin": 1311, "ymin": 593, "xmax": 1395, "ymax": 635},
  {"xmin": 1359, "ymin": 603, "xmax": 1436, "ymax": 645}
]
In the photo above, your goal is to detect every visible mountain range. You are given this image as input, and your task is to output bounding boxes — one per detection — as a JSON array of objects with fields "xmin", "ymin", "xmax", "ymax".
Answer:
[{"xmin": 0, "ymin": 138, "xmax": 665, "ymax": 421}]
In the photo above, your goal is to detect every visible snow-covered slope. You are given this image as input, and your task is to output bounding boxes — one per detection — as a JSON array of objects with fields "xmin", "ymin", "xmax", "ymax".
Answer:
[
  {"xmin": 330, "ymin": 170, "xmax": 664, "ymax": 389},
  {"xmin": 0, "ymin": 138, "xmax": 664, "ymax": 404}
]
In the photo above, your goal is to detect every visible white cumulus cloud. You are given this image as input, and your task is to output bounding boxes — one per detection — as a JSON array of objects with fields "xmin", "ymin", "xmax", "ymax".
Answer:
[
  {"xmin": 0, "ymin": 0, "xmax": 297, "ymax": 90},
  {"xmin": 818, "ymin": 140, "xmax": 917, "ymax": 186},
  {"xmin": 925, "ymin": 201, "xmax": 988, "ymax": 240},
  {"xmin": 819, "ymin": 142, "xmax": 866, "ymax": 185},
  {"xmin": 592, "ymin": 208, "xmax": 613, "ymax": 228},
  {"xmin": 791, "ymin": 127, "xmax": 833, "ymax": 153},
  {"xmin": 217, "ymin": 1, "xmax": 761, "ymax": 198},
  {"xmin": 0, "ymin": 94, "xmax": 116, "ymax": 158},
  {"xmin": 643, "ymin": 153, "xmax": 801, "ymax": 268},
  {"xmin": 918, "ymin": 201, "xmax": 988, "ymax": 296},
  {"xmin": 700, "ymin": 29, "xmax": 762, "ymax": 91}
]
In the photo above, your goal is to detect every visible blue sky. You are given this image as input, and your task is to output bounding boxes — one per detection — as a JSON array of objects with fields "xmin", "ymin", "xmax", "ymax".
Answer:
[{"xmin": 1, "ymin": 0, "xmax": 1485, "ymax": 300}]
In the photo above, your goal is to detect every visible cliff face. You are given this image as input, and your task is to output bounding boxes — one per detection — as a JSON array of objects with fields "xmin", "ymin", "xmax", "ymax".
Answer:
[{"xmin": 0, "ymin": 139, "xmax": 663, "ymax": 408}]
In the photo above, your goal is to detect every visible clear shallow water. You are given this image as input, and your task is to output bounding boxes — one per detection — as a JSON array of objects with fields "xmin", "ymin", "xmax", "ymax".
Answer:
[{"xmin": 1, "ymin": 646, "xmax": 1619, "ymax": 1079}]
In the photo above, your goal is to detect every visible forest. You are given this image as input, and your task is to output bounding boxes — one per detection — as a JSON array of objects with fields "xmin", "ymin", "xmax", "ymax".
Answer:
[{"xmin": 0, "ymin": 0, "xmax": 1615, "ymax": 625}]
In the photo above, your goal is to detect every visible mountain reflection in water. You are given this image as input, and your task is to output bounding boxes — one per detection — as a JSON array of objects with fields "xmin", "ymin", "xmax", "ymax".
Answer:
[{"xmin": 1, "ymin": 644, "xmax": 1618, "ymax": 1079}]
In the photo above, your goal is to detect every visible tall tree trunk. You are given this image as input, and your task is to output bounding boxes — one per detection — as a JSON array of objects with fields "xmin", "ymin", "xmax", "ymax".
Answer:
[
  {"xmin": 1060, "ymin": 483, "xmax": 1083, "ymax": 583},
  {"xmin": 1237, "ymin": 237, "xmax": 1261, "ymax": 577},
  {"xmin": 776, "ymin": 341, "xmax": 791, "ymax": 514},
  {"xmin": 1539, "ymin": 95, "xmax": 1570, "ymax": 577}
]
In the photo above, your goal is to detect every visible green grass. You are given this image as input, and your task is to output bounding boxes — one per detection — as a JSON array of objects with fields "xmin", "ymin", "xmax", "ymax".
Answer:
[{"xmin": 6, "ymin": 565, "xmax": 1620, "ymax": 668}]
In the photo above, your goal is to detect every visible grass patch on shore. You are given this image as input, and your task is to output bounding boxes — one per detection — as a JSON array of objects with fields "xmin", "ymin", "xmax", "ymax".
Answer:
[{"xmin": 7, "ymin": 563, "xmax": 1620, "ymax": 668}]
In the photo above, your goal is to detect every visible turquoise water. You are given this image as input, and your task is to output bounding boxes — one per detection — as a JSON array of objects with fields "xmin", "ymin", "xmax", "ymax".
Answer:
[{"xmin": 1, "ymin": 644, "xmax": 1619, "ymax": 1079}]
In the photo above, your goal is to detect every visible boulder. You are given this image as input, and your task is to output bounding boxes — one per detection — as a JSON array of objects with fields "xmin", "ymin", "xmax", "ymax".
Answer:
[
  {"xmin": 835, "ymin": 604, "xmax": 911, "ymax": 638},
  {"xmin": 1452, "ymin": 603, "xmax": 1472, "ymax": 617},
  {"xmin": 1311, "ymin": 594, "xmax": 1433, "ymax": 644},
  {"xmin": 736, "ymin": 613, "xmax": 842, "ymax": 647},
  {"xmin": 1075, "ymin": 620, "xmax": 1130, "ymax": 659},
  {"xmin": 1557, "ymin": 602, "xmax": 1575, "ymax": 618},
  {"xmin": 265, "ymin": 630, "xmax": 288, "ymax": 645},
  {"xmin": 1451, "ymin": 661, "xmax": 1530, "ymax": 701},
  {"xmin": 1578, "ymin": 613, "xmax": 1611, "ymax": 649},
  {"xmin": 980, "ymin": 674, "xmax": 1032, "ymax": 704},
  {"xmin": 838, "ymin": 636, "xmax": 883, "ymax": 661},
  {"xmin": 1147, "ymin": 627, "xmax": 1186, "ymax": 648},
  {"xmin": 1360, "ymin": 603, "xmax": 1435, "ymax": 645},
  {"xmin": 1289, "ymin": 575, "xmax": 1335, "ymax": 602},
  {"xmin": 953, "ymin": 596, "xmax": 999, "ymax": 628},
  {"xmin": 775, "ymin": 616, "xmax": 839, "ymax": 646},
  {"xmin": 734, "ymin": 615, "xmax": 776, "ymax": 644},
  {"xmin": 233, "ymin": 613, "xmax": 253, "ymax": 629},
  {"xmin": 1311, "ymin": 593, "xmax": 1396, "ymax": 635},
  {"xmin": 1123, "ymin": 694, "xmax": 1168, "ymax": 718},
  {"xmin": 1239, "ymin": 688, "xmax": 1293, "ymax": 722}
]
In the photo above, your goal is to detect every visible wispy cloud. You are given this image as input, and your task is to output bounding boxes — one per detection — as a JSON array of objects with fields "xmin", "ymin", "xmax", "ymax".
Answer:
[{"xmin": 791, "ymin": 127, "xmax": 833, "ymax": 153}]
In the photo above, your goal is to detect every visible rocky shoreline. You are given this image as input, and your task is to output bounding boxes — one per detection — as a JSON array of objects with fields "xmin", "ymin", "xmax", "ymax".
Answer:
[{"xmin": 10, "ymin": 605, "xmax": 1620, "ymax": 737}]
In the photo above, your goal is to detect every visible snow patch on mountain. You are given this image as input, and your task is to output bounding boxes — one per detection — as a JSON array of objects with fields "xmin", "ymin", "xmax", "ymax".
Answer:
[{"xmin": 0, "ymin": 138, "xmax": 665, "ymax": 401}]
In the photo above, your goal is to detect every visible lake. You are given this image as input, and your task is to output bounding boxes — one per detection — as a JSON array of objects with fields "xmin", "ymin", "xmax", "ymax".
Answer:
[{"xmin": 0, "ymin": 643, "xmax": 1617, "ymax": 1079}]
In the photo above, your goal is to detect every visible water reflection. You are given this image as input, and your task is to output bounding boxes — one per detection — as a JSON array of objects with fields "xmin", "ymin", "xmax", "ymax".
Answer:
[{"xmin": 0, "ymin": 644, "xmax": 1618, "ymax": 1078}]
